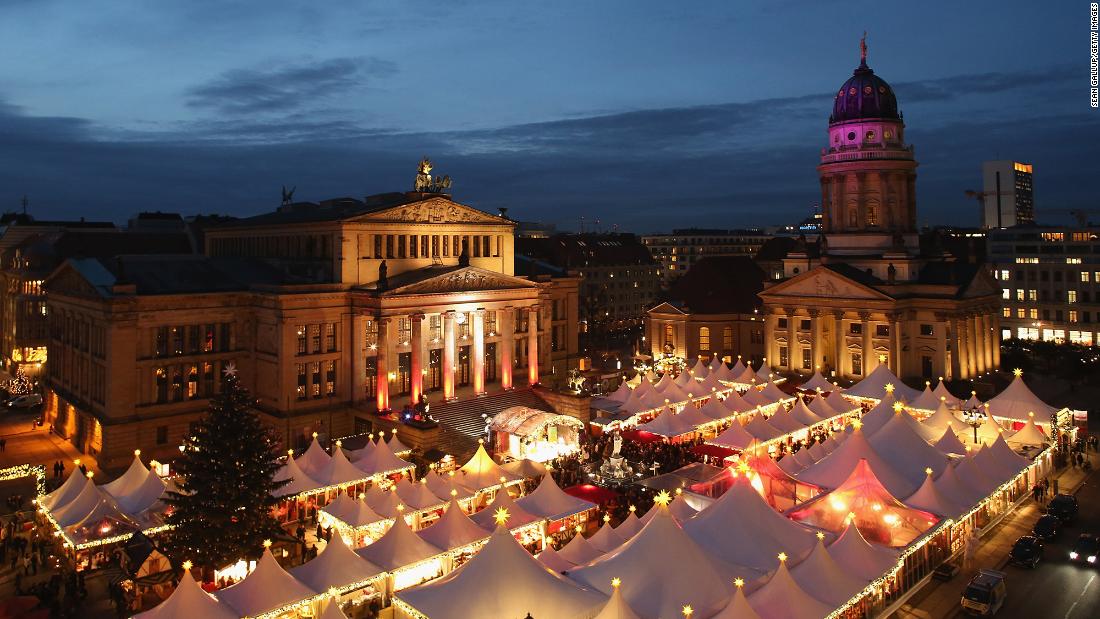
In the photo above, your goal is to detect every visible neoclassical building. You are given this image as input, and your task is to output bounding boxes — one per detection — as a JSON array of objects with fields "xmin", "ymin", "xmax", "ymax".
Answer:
[
  {"xmin": 43, "ymin": 178, "xmax": 580, "ymax": 468},
  {"xmin": 758, "ymin": 40, "xmax": 1001, "ymax": 383}
]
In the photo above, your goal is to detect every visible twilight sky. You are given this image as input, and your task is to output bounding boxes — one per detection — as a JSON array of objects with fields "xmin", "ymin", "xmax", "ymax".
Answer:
[{"xmin": 0, "ymin": 0, "xmax": 1095, "ymax": 232}]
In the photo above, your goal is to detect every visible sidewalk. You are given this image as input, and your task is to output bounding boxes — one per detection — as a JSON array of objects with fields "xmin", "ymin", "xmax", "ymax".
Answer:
[
  {"xmin": 0, "ymin": 412, "xmax": 102, "ymax": 479},
  {"xmin": 890, "ymin": 460, "xmax": 1093, "ymax": 619}
]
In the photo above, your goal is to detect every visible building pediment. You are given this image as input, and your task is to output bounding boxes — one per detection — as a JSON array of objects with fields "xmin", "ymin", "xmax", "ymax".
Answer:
[
  {"xmin": 43, "ymin": 259, "xmax": 113, "ymax": 299},
  {"xmin": 959, "ymin": 269, "xmax": 1000, "ymax": 299},
  {"xmin": 352, "ymin": 196, "xmax": 505, "ymax": 225},
  {"xmin": 647, "ymin": 301, "xmax": 687, "ymax": 315},
  {"xmin": 761, "ymin": 266, "xmax": 892, "ymax": 302},
  {"xmin": 383, "ymin": 266, "xmax": 539, "ymax": 296}
]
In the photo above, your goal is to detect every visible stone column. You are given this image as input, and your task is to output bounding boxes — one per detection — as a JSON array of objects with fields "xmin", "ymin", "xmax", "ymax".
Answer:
[
  {"xmin": 375, "ymin": 316, "xmax": 390, "ymax": 411},
  {"xmin": 472, "ymin": 309, "xmax": 486, "ymax": 395},
  {"xmin": 958, "ymin": 314, "xmax": 971, "ymax": 379},
  {"xmin": 527, "ymin": 305, "xmax": 540, "ymax": 385},
  {"xmin": 890, "ymin": 313, "xmax": 903, "ymax": 377},
  {"xmin": 809, "ymin": 309, "xmax": 822, "ymax": 371},
  {"xmin": 832, "ymin": 310, "xmax": 845, "ymax": 377},
  {"xmin": 934, "ymin": 313, "xmax": 948, "ymax": 380},
  {"xmin": 819, "ymin": 178, "xmax": 831, "ymax": 233},
  {"xmin": 501, "ymin": 307, "xmax": 514, "ymax": 390},
  {"xmin": 967, "ymin": 313, "xmax": 980, "ymax": 376},
  {"xmin": 351, "ymin": 313, "xmax": 365, "ymax": 403},
  {"xmin": 982, "ymin": 313, "xmax": 994, "ymax": 372},
  {"xmin": 786, "ymin": 308, "xmax": 797, "ymax": 373},
  {"xmin": 949, "ymin": 317, "xmax": 962, "ymax": 381},
  {"xmin": 764, "ymin": 313, "xmax": 778, "ymax": 365},
  {"xmin": 410, "ymin": 313, "xmax": 424, "ymax": 405},
  {"xmin": 443, "ymin": 311, "xmax": 456, "ymax": 400},
  {"xmin": 860, "ymin": 311, "xmax": 873, "ymax": 376}
]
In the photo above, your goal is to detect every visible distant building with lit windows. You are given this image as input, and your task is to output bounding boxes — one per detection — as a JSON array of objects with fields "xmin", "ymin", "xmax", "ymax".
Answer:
[
  {"xmin": 641, "ymin": 229, "xmax": 770, "ymax": 286},
  {"xmin": 981, "ymin": 160, "xmax": 1035, "ymax": 229},
  {"xmin": 988, "ymin": 226, "xmax": 1100, "ymax": 345}
]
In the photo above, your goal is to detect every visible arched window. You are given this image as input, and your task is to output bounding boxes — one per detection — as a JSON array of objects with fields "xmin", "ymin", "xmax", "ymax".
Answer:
[{"xmin": 698, "ymin": 326, "xmax": 710, "ymax": 351}]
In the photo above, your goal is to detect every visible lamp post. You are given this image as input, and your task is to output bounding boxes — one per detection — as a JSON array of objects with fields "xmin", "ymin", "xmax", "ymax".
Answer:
[{"xmin": 965, "ymin": 409, "xmax": 982, "ymax": 445}]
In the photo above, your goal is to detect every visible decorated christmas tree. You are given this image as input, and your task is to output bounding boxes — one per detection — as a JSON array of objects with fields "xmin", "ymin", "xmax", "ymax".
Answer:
[{"xmin": 163, "ymin": 363, "xmax": 289, "ymax": 571}]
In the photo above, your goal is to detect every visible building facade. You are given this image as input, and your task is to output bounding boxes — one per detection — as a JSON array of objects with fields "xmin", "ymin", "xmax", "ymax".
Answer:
[
  {"xmin": 641, "ymin": 228, "xmax": 770, "ymax": 286},
  {"xmin": 758, "ymin": 40, "xmax": 1002, "ymax": 383},
  {"xmin": 989, "ymin": 226, "xmax": 1100, "ymax": 345},
  {"xmin": 43, "ymin": 187, "xmax": 580, "ymax": 469},
  {"xmin": 981, "ymin": 160, "xmax": 1035, "ymax": 229}
]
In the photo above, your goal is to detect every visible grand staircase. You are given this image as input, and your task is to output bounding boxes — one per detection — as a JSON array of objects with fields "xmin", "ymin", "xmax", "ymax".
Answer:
[{"xmin": 430, "ymin": 387, "xmax": 552, "ymax": 458}]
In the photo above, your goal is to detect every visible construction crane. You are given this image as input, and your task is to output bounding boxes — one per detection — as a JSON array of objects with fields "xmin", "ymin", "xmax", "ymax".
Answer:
[{"xmin": 964, "ymin": 189, "xmax": 1011, "ymax": 228}]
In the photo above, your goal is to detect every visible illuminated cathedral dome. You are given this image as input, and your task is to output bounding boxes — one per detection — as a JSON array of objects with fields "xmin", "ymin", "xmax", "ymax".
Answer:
[{"xmin": 829, "ymin": 37, "xmax": 899, "ymax": 124}]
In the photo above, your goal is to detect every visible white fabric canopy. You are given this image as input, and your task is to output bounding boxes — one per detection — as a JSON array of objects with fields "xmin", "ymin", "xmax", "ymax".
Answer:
[
  {"xmin": 698, "ymin": 397, "xmax": 734, "ymax": 422},
  {"xmin": 903, "ymin": 471, "xmax": 966, "ymax": 519},
  {"xmin": 866, "ymin": 412, "xmax": 950, "ymax": 487},
  {"xmin": 746, "ymin": 558, "xmax": 833, "ymax": 619},
  {"xmin": 318, "ymin": 447, "xmax": 372, "ymax": 487},
  {"xmin": 457, "ymin": 443, "xmax": 521, "ymax": 490},
  {"xmin": 394, "ymin": 478, "xmax": 446, "ymax": 512},
  {"xmin": 932, "ymin": 379, "xmax": 962, "ymax": 409},
  {"xmin": 689, "ymin": 358, "xmax": 710, "ymax": 379},
  {"xmin": 744, "ymin": 414, "xmax": 783, "ymax": 442},
  {"xmin": 214, "ymin": 548, "xmax": 316, "ymax": 617},
  {"xmin": 133, "ymin": 570, "xmax": 236, "ymax": 619},
  {"xmin": 845, "ymin": 365, "xmax": 921, "ymax": 402},
  {"xmin": 557, "ymin": 530, "xmax": 605, "ymax": 566},
  {"xmin": 356, "ymin": 439, "xmax": 415, "ymax": 478},
  {"xmin": 415, "ymin": 498, "xmax": 491, "ymax": 552},
  {"xmin": 908, "ymin": 383, "xmax": 941, "ymax": 411},
  {"xmin": 386, "ymin": 430, "xmax": 412, "ymax": 455},
  {"xmin": 422, "ymin": 470, "xmax": 475, "ymax": 503},
  {"xmin": 363, "ymin": 485, "xmax": 404, "ymax": 520},
  {"xmin": 289, "ymin": 532, "xmax": 385, "ymax": 594},
  {"xmin": 397, "ymin": 525, "xmax": 604, "ymax": 619},
  {"xmin": 586, "ymin": 523, "xmax": 625, "ymax": 554},
  {"xmin": 799, "ymin": 371, "xmax": 835, "ymax": 393},
  {"xmin": 858, "ymin": 393, "xmax": 898, "ymax": 436},
  {"xmin": 502, "ymin": 458, "xmax": 550, "ymax": 479},
  {"xmin": 592, "ymin": 581, "xmax": 645, "ymax": 619},
  {"xmin": 635, "ymin": 408, "xmax": 696, "ymax": 437},
  {"xmin": 538, "ymin": 544, "xmax": 578, "ymax": 573},
  {"xmin": 709, "ymin": 419, "xmax": 758, "ymax": 451},
  {"xmin": 41, "ymin": 470, "xmax": 87, "ymax": 512},
  {"xmin": 796, "ymin": 426, "xmax": 920, "ymax": 497},
  {"xmin": 932, "ymin": 427, "xmax": 969, "ymax": 456},
  {"xmin": 921, "ymin": 401, "xmax": 971, "ymax": 437},
  {"xmin": 985, "ymin": 373, "xmax": 1060, "ymax": 421},
  {"xmin": 1007, "ymin": 415, "xmax": 1049, "ymax": 448},
  {"xmin": 790, "ymin": 537, "xmax": 868, "ymax": 608},
  {"xmin": 274, "ymin": 455, "xmax": 323, "ymax": 498},
  {"xmin": 766, "ymin": 405, "xmax": 806, "ymax": 434},
  {"xmin": 516, "ymin": 473, "xmax": 596, "ymax": 521},
  {"xmin": 710, "ymin": 584, "xmax": 762, "ymax": 619},
  {"xmin": 614, "ymin": 511, "xmax": 644, "ymax": 540},
  {"xmin": 101, "ymin": 454, "xmax": 167, "ymax": 515},
  {"xmin": 789, "ymin": 397, "xmax": 825, "ymax": 427},
  {"xmin": 321, "ymin": 493, "xmax": 388, "ymax": 529},
  {"xmin": 356, "ymin": 513, "xmax": 444, "ymax": 572},
  {"xmin": 470, "ymin": 487, "xmax": 541, "ymax": 531},
  {"xmin": 826, "ymin": 521, "xmax": 899, "ymax": 582},
  {"xmin": 295, "ymin": 437, "xmax": 333, "ymax": 481}
]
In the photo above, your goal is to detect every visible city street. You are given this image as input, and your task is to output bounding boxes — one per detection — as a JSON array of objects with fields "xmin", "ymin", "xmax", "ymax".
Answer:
[
  {"xmin": 0, "ymin": 407, "xmax": 100, "ymax": 478},
  {"xmin": 896, "ymin": 452, "xmax": 1098, "ymax": 619}
]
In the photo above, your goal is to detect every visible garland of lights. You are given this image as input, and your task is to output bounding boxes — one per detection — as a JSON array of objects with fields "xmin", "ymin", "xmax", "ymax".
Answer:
[{"xmin": 1, "ymin": 463, "xmax": 46, "ymax": 496}]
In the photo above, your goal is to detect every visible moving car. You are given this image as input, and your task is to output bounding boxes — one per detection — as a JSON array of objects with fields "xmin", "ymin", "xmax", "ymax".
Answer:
[
  {"xmin": 1008, "ymin": 536, "xmax": 1043, "ymax": 568},
  {"xmin": 1032, "ymin": 514, "xmax": 1062, "ymax": 540},
  {"xmin": 961, "ymin": 569, "xmax": 1007, "ymax": 615},
  {"xmin": 1047, "ymin": 493, "xmax": 1079, "ymax": 524},
  {"xmin": 1069, "ymin": 534, "xmax": 1098, "ymax": 565},
  {"xmin": 5, "ymin": 393, "xmax": 42, "ymax": 409}
]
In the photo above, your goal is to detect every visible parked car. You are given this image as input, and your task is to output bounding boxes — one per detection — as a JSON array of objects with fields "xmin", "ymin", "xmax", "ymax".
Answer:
[
  {"xmin": 1048, "ymin": 493, "xmax": 1079, "ymax": 524},
  {"xmin": 1032, "ymin": 514, "xmax": 1062, "ymax": 540},
  {"xmin": 1069, "ymin": 534, "xmax": 1099, "ymax": 565},
  {"xmin": 1008, "ymin": 536, "xmax": 1044, "ymax": 568},
  {"xmin": 5, "ymin": 393, "xmax": 42, "ymax": 409},
  {"xmin": 961, "ymin": 569, "xmax": 1007, "ymax": 615}
]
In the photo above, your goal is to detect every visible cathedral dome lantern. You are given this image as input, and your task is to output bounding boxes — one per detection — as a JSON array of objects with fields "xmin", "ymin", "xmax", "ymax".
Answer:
[{"xmin": 830, "ymin": 36, "xmax": 900, "ymax": 124}]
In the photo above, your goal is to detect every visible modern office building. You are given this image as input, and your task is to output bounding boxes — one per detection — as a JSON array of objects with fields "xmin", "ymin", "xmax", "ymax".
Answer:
[
  {"xmin": 641, "ymin": 228, "xmax": 770, "ymax": 285},
  {"xmin": 981, "ymin": 160, "xmax": 1035, "ymax": 229},
  {"xmin": 988, "ymin": 226, "xmax": 1100, "ymax": 345}
]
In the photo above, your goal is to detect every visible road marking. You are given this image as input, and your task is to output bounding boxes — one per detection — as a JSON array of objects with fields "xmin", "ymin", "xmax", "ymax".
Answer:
[{"xmin": 1065, "ymin": 573, "xmax": 1097, "ymax": 618}]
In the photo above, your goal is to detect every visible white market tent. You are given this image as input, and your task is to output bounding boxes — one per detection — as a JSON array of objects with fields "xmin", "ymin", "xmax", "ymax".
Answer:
[
  {"xmin": 317, "ymin": 447, "xmax": 373, "ymax": 487},
  {"xmin": 557, "ymin": 530, "xmax": 605, "ymax": 566},
  {"xmin": 502, "ymin": 458, "xmax": 550, "ymax": 480},
  {"xmin": 921, "ymin": 401, "xmax": 971, "ymax": 438},
  {"xmin": 865, "ymin": 412, "xmax": 950, "ymax": 485},
  {"xmin": 808, "ymin": 395, "xmax": 840, "ymax": 423},
  {"xmin": 722, "ymin": 390, "xmax": 754, "ymax": 415},
  {"xmin": 689, "ymin": 358, "xmax": 710, "ymax": 379},
  {"xmin": 289, "ymin": 532, "xmax": 386, "ymax": 594},
  {"xmin": 766, "ymin": 405, "xmax": 806, "ymax": 435},
  {"xmin": 825, "ymin": 389, "xmax": 857, "ymax": 413},
  {"xmin": 516, "ymin": 473, "xmax": 597, "ymax": 522},
  {"xmin": 789, "ymin": 397, "xmax": 825, "ymax": 427},
  {"xmin": 101, "ymin": 453, "xmax": 167, "ymax": 515},
  {"xmin": 903, "ymin": 470, "xmax": 966, "ymax": 519},
  {"xmin": 796, "ymin": 425, "xmax": 920, "ymax": 498},
  {"xmin": 984, "ymin": 372, "xmax": 1061, "ymax": 423},
  {"xmin": 614, "ymin": 510, "xmax": 644, "ymax": 540},
  {"xmin": 932, "ymin": 379, "xmax": 963, "ymax": 409},
  {"xmin": 213, "ymin": 548, "xmax": 317, "ymax": 618},
  {"xmin": 933, "ymin": 427, "xmax": 969, "ymax": 456},
  {"xmin": 845, "ymin": 364, "xmax": 921, "ymax": 402},
  {"xmin": 586, "ymin": 522, "xmax": 625, "ymax": 554},
  {"xmin": 790, "ymin": 536, "xmax": 868, "ymax": 608},
  {"xmin": 698, "ymin": 397, "xmax": 735, "ymax": 422},
  {"xmin": 592, "ymin": 580, "xmax": 645, "ymax": 619},
  {"xmin": 908, "ymin": 382, "xmax": 941, "ymax": 411},
  {"xmin": 320, "ymin": 493, "xmax": 389, "ymax": 530},
  {"xmin": 415, "ymin": 498, "xmax": 491, "ymax": 552},
  {"xmin": 456, "ymin": 442, "xmax": 522, "ymax": 491},
  {"xmin": 730, "ymin": 357, "xmax": 748, "ymax": 377},
  {"xmin": 710, "ymin": 582, "xmax": 762, "ymax": 619},
  {"xmin": 684, "ymin": 474, "xmax": 821, "ymax": 573},
  {"xmin": 639, "ymin": 492, "xmax": 698, "ymax": 525},
  {"xmin": 635, "ymin": 408, "xmax": 696, "ymax": 438},
  {"xmin": 396, "ymin": 525, "xmax": 605, "ymax": 619},
  {"xmin": 133, "ymin": 569, "xmax": 236, "ymax": 619},
  {"xmin": 603, "ymin": 381, "xmax": 633, "ymax": 404},
  {"xmin": 743, "ymin": 413, "xmax": 783, "ymax": 443},
  {"xmin": 355, "ymin": 439, "xmax": 416, "ymax": 478},
  {"xmin": 709, "ymin": 419, "xmax": 759, "ymax": 451},
  {"xmin": 1007, "ymin": 414, "xmax": 1049, "ymax": 448},
  {"xmin": 363, "ymin": 485, "xmax": 405, "ymax": 520},
  {"xmin": 470, "ymin": 487, "xmax": 541, "ymax": 531},
  {"xmin": 827, "ymin": 521, "xmax": 900, "ymax": 582},
  {"xmin": 274, "ymin": 454, "xmax": 323, "ymax": 498},
  {"xmin": 394, "ymin": 478, "xmax": 446, "ymax": 512},
  {"xmin": 295, "ymin": 436, "xmax": 333, "ymax": 481},
  {"xmin": 422, "ymin": 470, "xmax": 475, "ymax": 503},
  {"xmin": 746, "ymin": 556, "xmax": 833, "ymax": 619},
  {"xmin": 41, "ymin": 469, "xmax": 88, "ymax": 512},
  {"xmin": 385, "ymin": 429, "xmax": 412, "ymax": 456},
  {"xmin": 538, "ymin": 544, "xmax": 577, "ymax": 573},
  {"xmin": 857, "ymin": 393, "xmax": 898, "ymax": 436},
  {"xmin": 799, "ymin": 371, "xmax": 835, "ymax": 393},
  {"xmin": 50, "ymin": 475, "xmax": 137, "ymax": 531},
  {"xmin": 356, "ymin": 513, "xmax": 445, "ymax": 572},
  {"xmin": 760, "ymin": 380, "xmax": 791, "ymax": 404},
  {"xmin": 570, "ymin": 503, "xmax": 734, "ymax": 619}
]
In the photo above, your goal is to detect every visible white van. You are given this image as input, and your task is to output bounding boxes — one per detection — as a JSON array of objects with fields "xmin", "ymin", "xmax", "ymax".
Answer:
[{"xmin": 6, "ymin": 393, "xmax": 43, "ymax": 409}]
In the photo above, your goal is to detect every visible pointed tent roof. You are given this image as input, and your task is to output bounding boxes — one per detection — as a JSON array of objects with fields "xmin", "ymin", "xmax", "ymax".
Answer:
[
  {"xmin": 604, "ymin": 381, "xmax": 633, "ymax": 404},
  {"xmin": 537, "ymin": 544, "xmax": 577, "ymax": 574},
  {"xmin": 790, "ymin": 449, "xmax": 816, "ymax": 469},
  {"xmin": 320, "ymin": 493, "xmax": 388, "ymax": 529},
  {"xmin": 736, "ymin": 363, "xmax": 758, "ymax": 384},
  {"xmin": 807, "ymin": 396, "xmax": 839, "ymax": 423},
  {"xmin": 416, "ymin": 498, "xmax": 491, "ymax": 552},
  {"xmin": 318, "ymin": 599, "xmax": 350, "ymax": 619},
  {"xmin": 713, "ymin": 361, "xmax": 737, "ymax": 383},
  {"xmin": 690, "ymin": 358, "xmax": 710, "ymax": 379},
  {"xmin": 791, "ymin": 536, "xmax": 868, "ymax": 608},
  {"xmin": 744, "ymin": 413, "xmax": 784, "ymax": 443},
  {"xmin": 586, "ymin": 522, "xmax": 625, "ymax": 554},
  {"xmin": 289, "ymin": 532, "xmax": 385, "ymax": 594},
  {"xmin": 639, "ymin": 492, "xmax": 698, "ymax": 525},
  {"xmin": 317, "ymin": 446, "xmax": 372, "ymax": 487},
  {"xmin": 799, "ymin": 371, "xmax": 835, "ymax": 393},
  {"xmin": 731, "ymin": 357, "xmax": 748, "ymax": 376},
  {"xmin": 933, "ymin": 460, "xmax": 982, "ymax": 512},
  {"xmin": 50, "ymin": 475, "xmax": 137, "ymax": 529},
  {"xmin": 697, "ymin": 371, "xmax": 725, "ymax": 395},
  {"xmin": 344, "ymin": 435, "xmax": 376, "ymax": 463},
  {"xmin": 685, "ymin": 475, "xmax": 821, "ymax": 572},
  {"xmin": 471, "ymin": 487, "xmax": 540, "ymax": 531},
  {"xmin": 676, "ymin": 402, "xmax": 715, "ymax": 428},
  {"xmin": 295, "ymin": 436, "xmax": 332, "ymax": 480},
  {"xmin": 614, "ymin": 511, "xmax": 644, "ymax": 540},
  {"xmin": 42, "ymin": 469, "xmax": 88, "ymax": 512},
  {"xmin": 633, "ymin": 375, "xmax": 655, "ymax": 398},
  {"xmin": 985, "ymin": 371, "xmax": 1060, "ymax": 421},
  {"xmin": 398, "ymin": 524, "xmax": 605, "ymax": 619},
  {"xmin": 741, "ymin": 386, "xmax": 775, "ymax": 408},
  {"xmin": 133, "ymin": 570, "xmax": 236, "ymax": 619},
  {"xmin": 355, "ymin": 439, "xmax": 415, "ymax": 477},
  {"xmin": 516, "ymin": 473, "xmax": 597, "ymax": 522},
  {"xmin": 826, "ymin": 521, "xmax": 899, "ymax": 582},
  {"xmin": 866, "ymin": 411, "xmax": 949, "ymax": 483},
  {"xmin": 635, "ymin": 408, "xmax": 696, "ymax": 438},
  {"xmin": 903, "ymin": 470, "xmax": 965, "ymax": 519},
  {"xmin": 709, "ymin": 419, "xmax": 758, "ymax": 451},
  {"xmin": 932, "ymin": 379, "xmax": 962, "ymax": 409},
  {"xmin": 845, "ymin": 364, "xmax": 921, "ymax": 402},
  {"xmin": 963, "ymin": 391, "xmax": 982, "ymax": 410},
  {"xmin": 659, "ymin": 381, "xmax": 692, "ymax": 404},
  {"xmin": 501, "ymin": 458, "xmax": 549, "ymax": 479},
  {"xmin": 392, "ymin": 478, "xmax": 445, "ymax": 512},
  {"xmin": 766, "ymin": 405, "xmax": 806, "ymax": 434},
  {"xmin": 1007, "ymin": 414, "xmax": 1049, "ymax": 448},
  {"xmin": 789, "ymin": 397, "xmax": 825, "ymax": 427},
  {"xmin": 825, "ymin": 388, "xmax": 856, "ymax": 413},
  {"xmin": 592, "ymin": 580, "xmax": 645, "ymax": 619},
  {"xmin": 954, "ymin": 452, "xmax": 1002, "ymax": 499},
  {"xmin": 386, "ymin": 430, "xmax": 412, "ymax": 456},
  {"xmin": 980, "ymin": 434, "xmax": 1031, "ymax": 481},
  {"xmin": 423, "ymin": 469, "xmax": 475, "ymax": 502},
  {"xmin": 273, "ymin": 454, "xmax": 323, "ymax": 498},
  {"xmin": 746, "ymin": 557, "xmax": 833, "ymax": 619},
  {"xmin": 933, "ymin": 427, "xmax": 969, "ymax": 456},
  {"xmin": 796, "ymin": 426, "xmax": 919, "ymax": 497},
  {"xmin": 909, "ymin": 382, "xmax": 941, "ymax": 411},
  {"xmin": 653, "ymin": 372, "xmax": 677, "ymax": 393},
  {"xmin": 457, "ymin": 442, "xmax": 521, "ymax": 491},
  {"xmin": 760, "ymin": 379, "xmax": 790, "ymax": 403},
  {"xmin": 858, "ymin": 392, "xmax": 898, "ymax": 436},
  {"xmin": 557, "ymin": 529, "xmax": 605, "ymax": 566},
  {"xmin": 755, "ymin": 362, "xmax": 774, "ymax": 384},
  {"xmin": 971, "ymin": 409, "xmax": 1006, "ymax": 445},
  {"xmin": 922, "ymin": 401, "xmax": 971, "ymax": 437},
  {"xmin": 569, "ymin": 504, "xmax": 733, "ymax": 619},
  {"xmin": 789, "ymin": 459, "xmax": 939, "ymax": 547},
  {"xmin": 721, "ymin": 390, "xmax": 754, "ymax": 414},
  {"xmin": 214, "ymin": 548, "xmax": 316, "ymax": 617},
  {"xmin": 699, "ymin": 396, "xmax": 734, "ymax": 422},
  {"xmin": 777, "ymin": 454, "xmax": 806, "ymax": 476},
  {"xmin": 101, "ymin": 453, "xmax": 167, "ymax": 515},
  {"xmin": 710, "ymin": 582, "xmax": 762, "ymax": 619},
  {"xmin": 355, "ymin": 512, "xmax": 444, "ymax": 572},
  {"xmin": 363, "ymin": 485, "xmax": 404, "ymax": 520},
  {"xmin": 676, "ymin": 367, "xmax": 698, "ymax": 388}
]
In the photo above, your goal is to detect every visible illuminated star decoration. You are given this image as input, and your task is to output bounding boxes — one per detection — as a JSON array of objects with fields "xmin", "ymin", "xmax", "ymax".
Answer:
[
  {"xmin": 222, "ymin": 362, "xmax": 238, "ymax": 378},
  {"xmin": 683, "ymin": 604, "xmax": 694, "ymax": 617},
  {"xmin": 1013, "ymin": 368, "xmax": 1023, "ymax": 377},
  {"xmin": 925, "ymin": 467, "xmax": 933, "ymax": 475},
  {"xmin": 734, "ymin": 577, "xmax": 745, "ymax": 588},
  {"xmin": 611, "ymin": 577, "xmax": 622, "ymax": 588},
  {"xmin": 653, "ymin": 490, "xmax": 673, "ymax": 507},
  {"xmin": 884, "ymin": 383, "xmax": 895, "ymax": 394},
  {"xmin": 777, "ymin": 552, "xmax": 788, "ymax": 562},
  {"xmin": 182, "ymin": 560, "xmax": 193, "ymax": 571},
  {"xmin": 816, "ymin": 531, "xmax": 825, "ymax": 540},
  {"xmin": 892, "ymin": 402, "xmax": 904, "ymax": 413},
  {"xmin": 493, "ymin": 507, "xmax": 511, "ymax": 526}
]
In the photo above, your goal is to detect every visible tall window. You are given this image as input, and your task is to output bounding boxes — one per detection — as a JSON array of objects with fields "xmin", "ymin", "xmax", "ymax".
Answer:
[
  {"xmin": 310, "ymin": 362, "xmax": 321, "ymax": 397},
  {"xmin": 802, "ymin": 348, "xmax": 812, "ymax": 370},
  {"xmin": 486, "ymin": 311, "xmax": 498, "ymax": 335},
  {"xmin": 1068, "ymin": 290, "xmax": 1078, "ymax": 303},
  {"xmin": 296, "ymin": 325, "xmax": 307, "ymax": 354},
  {"xmin": 324, "ymin": 323, "xmax": 336, "ymax": 352},
  {"xmin": 698, "ymin": 327, "xmax": 710, "ymax": 351},
  {"xmin": 324, "ymin": 360, "xmax": 336, "ymax": 395},
  {"xmin": 296, "ymin": 364, "xmax": 307, "ymax": 399},
  {"xmin": 430, "ymin": 315, "xmax": 442, "ymax": 341},
  {"xmin": 779, "ymin": 346, "xmax": 789, "ymax": 368},
  {"xmin": 851, "ymin": 352, "xmax": 863, "ymax": 376},
  {"xmin": 722, "ymin": 327, "xmax": 733, "ymax": 351},
  {"xmin": 664, "ymin": 324, "xmax": 674, "ymax": 349},
  {"xmin": 309, "ymin": 324, "xmax": 321, "ymax": 353},
  {"xmin": 398, "ymin": 317, "xmax": 411, "ymax": 344}
]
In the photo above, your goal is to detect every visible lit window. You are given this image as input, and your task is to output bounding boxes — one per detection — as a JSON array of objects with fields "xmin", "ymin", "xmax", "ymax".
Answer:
[
  {"xmin": 1068, "ymin": 290, "xmax": 1078, "ymax": 303},
  {"xmin": 1003, "ymin": 288, "xmax": 1011, "ymax": 300},
  {"xmin": 1015, "ymin": 289, "xmax": 1024, "ymax": 301},
  {"xmin": 1000, "ymin": 269, "xmax": 1010, "ymax": 280},
  {"xmin": 698, "ymin": 327, "xmax": 710, "ymax": 351},
  {"xmin": 1082, "ymin": 271, "xmax": 1091, "ymax": 283},
  {"xmin": 1029, "ymin": 308, "xmax": 1038, "ymax": 319},
  {"xmin": 1069, "ymin": 310, "xmax": 1079, "ymax": 323},
  {"xmin": 1028, "ymin": 289, "xmax": 1037, "ymax": 301},
  {"xmin": 1067, "ymin": 258, "xmax": 1082, "ymax": 264},
  {"xmin": 1003, "ymin": 307, "xmax": 1012, "ymax": 318}
]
